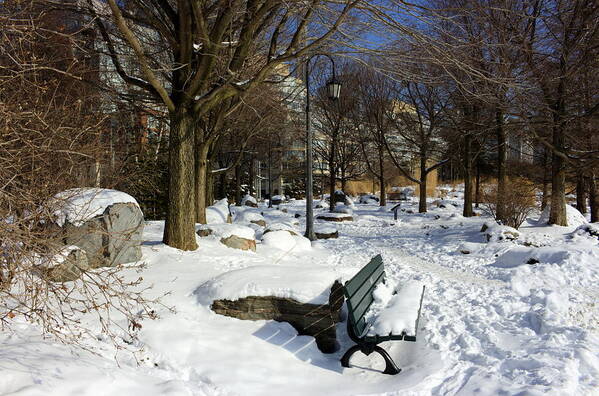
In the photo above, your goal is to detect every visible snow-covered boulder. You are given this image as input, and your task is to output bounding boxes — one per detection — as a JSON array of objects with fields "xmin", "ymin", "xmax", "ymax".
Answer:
[
  {"xmin": 196, "ymin": 223, "xmax": 256, "ymax": 251},
  {"xmin": 359, "ymin": 194, "xmax": 379, "ymax": 204},
  {"xmin": 39, "ymin": 246, "xmax": 90, "ymax": 282},
  {"xmin": 261, "ymin": 230, "xmax": 311, "ymax": 252},
  {"xmin": 316, "ymin": 213, "xmax": 353, "ymax": 222},
  {"xmin": 52, "ymin": 188, "xmax": 143, "ymax": 268},
  {"xmin": 570, "ymin": 223, "xmax": 599, "ymax": 240},
  {"xmin": 207, "ymin": 198, "xmax": 232, "ymax": 224},
  {"xmin": 538, "ymin": 204, "xmax": 587, "ymax": 227},
  {"xmin": 234, "ymin": 210, "xmax": 266, "ymax": 227},
  {"xmin": 195, "ymin": 265, "xmax": 344, "ymax": 352},
  {"xmin": 331, "ymin": 190, "xmax": 353, "ymax": 207},
  {"xmin": 492, "ymin": 247, "xmax": 570, "ymax": 268},
  {"xmin": 480, "ymin": 222, "xmax": 520, "ymax": 242},
  {"xmin": 270, "ymin": 195, "xmax": 285, "ymax": 205},
  {"xmin": 263, "ymin": 222, "xmax": 299, "ymax": 236},
  {"xmin": 333, "ymin": 202, "xmax": 353, "ymax": 214},
  {"xmin": 240, "ymin": 194, "xmax": 257, "ymax": 207},
  {"xmin": 314, "ymin": 224, "xmax": 338, "ymax": 239}
]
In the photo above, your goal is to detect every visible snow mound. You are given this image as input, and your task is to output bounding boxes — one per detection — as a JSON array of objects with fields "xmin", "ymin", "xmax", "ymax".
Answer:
[
  {"xmin": 314, "ymin": 224, "xmax": 337, "ymax": 234},
  {"xmin": 194, "ymin": 265, "xmax": 340, "ymax": 305},
  {"xmin": 367, "ymin": 281, "xmax": 425, "ymax": 337},
  {"xmin": 570, "ymin": 223, "xmax": 599, "ymax": 240},
  {"xmin": 240, "ymin": 194, "xmax": 257, "ymax": 206},
  {"xmin": 52, "ymin": 188, "xmax": 139, "ymax": 227},
  {"xmin": 264, "ymin": 222, "xmax": 298, "ymax": 234},
  {"xmin": 206, "ymin": 198, "xmax": 230, "ymax": 224},
  {"xmin": 492, "ymin": 246, "xmax": 570, "ymax": 268},
  {"xmin": 197, "ymin": 223, "xmax": 255, "ymax": 240},
  {"xmin": 234, "ymin": 210, "xmax": 265, "ymax": 225},
  {"xmin": 333, "ymin": 203, "xmax": 353, "ymax": 214},
  {"xmin": 538, "ymin": 204, "xmax": 587, "ymax": 227},
  {"xmin": 359, "ymin": 194, "xmax": 379, "ymax": 204},
  {"xmin": 481, "ymin": 222, "xmax": 520, "ymax": 242},
  {"xmin": 261, "ymin": 230, "xmax": 311, "ymax": 252}
]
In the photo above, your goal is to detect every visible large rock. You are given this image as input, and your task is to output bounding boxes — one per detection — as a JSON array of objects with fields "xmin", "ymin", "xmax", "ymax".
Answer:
[
  {"xmin": 317, "ymin": 213, "xmax": 353, "ymax": 222},
  {"xmin": 211, "ymin": 281, "xmax": 345, "ymax": 353},
  {"xmin": 220, "ymin": 235, "xmax": 256, "ymax": 251},
  {"xmin": 42, "ymin": 246, "xmax": 90, "ymax": 282},
  {"xmin": 63, "ymin": 202, "xmax": 143, "ymax": 268}
]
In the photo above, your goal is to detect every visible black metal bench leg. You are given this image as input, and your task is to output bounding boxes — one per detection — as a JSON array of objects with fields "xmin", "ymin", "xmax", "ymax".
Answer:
[
  {"xmin": 374, "ymin": 346, "xmax": 401, "ymax": 375},
  {"xmin": 340, "ymin": 345, "xmax": 361, "ymax": 368}
]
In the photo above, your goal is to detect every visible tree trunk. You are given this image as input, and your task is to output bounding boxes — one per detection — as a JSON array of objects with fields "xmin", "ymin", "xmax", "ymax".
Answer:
[
  {"xmin": 378, "ymin": 146, "xmax": 386, "ymax": 206},
  {"xmin": 328, "ymin": 154, "xmax": 336, "ymax": 212},
  {"xmin": 463, "ymin": 133, "xmax": 474, "ymax": 217},
  {"xmin": 576, "ymin": 172, "xmax": 587, "ymax": 214},
  {"xmin": 164, "ymin": 109, "xmax": 198, "ymax": 250},
  {"xmin": 475, "ymin": 159, "xmax": 481, "ymax": 208},
  {"xmin": 235, "ymin": 164, "xmax": 242, "ymax": 205},
  {"xmin": 588, "ymin": 173, "xmax": 598, "ymax": 222},
  {"xmin": 418, "ymin": 153, "xmax": 427, "ymax": 213},
  {"xmin": 495, "ymin": 109, "xmax": 508, "ymax": 223},
  {"xmin": 205, "ymin": 165, "xmax": 214, "ymax": 208},
  {"xmin": 541, "ymin": 149, "xmax": 550, "ymax": 211},
  {"xmin": 249, "ymin": 156, "xmax": 255, "ymax": 196},
  {"xmin": 195, "ymin": 139, "xmax": 210, "ymax": 224},
  {"xmin": 548, "ymin": 59, "xmax": 568, "ymax": 226}
]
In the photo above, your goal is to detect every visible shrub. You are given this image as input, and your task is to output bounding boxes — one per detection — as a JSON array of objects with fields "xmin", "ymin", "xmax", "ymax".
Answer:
[{"xmin": 481, "ymin": 178, "xmax": 537, "ymax": 229}]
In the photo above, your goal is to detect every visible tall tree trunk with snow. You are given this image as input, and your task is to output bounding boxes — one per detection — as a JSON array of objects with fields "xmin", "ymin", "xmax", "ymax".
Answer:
[
  {"xmin": 549, "ymin": 71, "xmax": 568, "ymax": 226},
  {"xmin": 475, "ymin": 159, "xmax": 481, "ymax": 208},
  {"xmin": 419, "ymin": 152, "xmax": 427, "ymax": 213},
  {"xmin": 235, "ymin": 164, "xmax": 242, "ymax": 205},
  {"xmin": 378, "ymin": 146, "xmax": 386, "ymax": 206},
  {"xmin": 541, "ymin": 149, "xmax": 550, "ymax": 211},
  {"xmin": 463, "ymin": 133, "xmax": 474, "ymax": 217},
  {"xmin": 329, "ymin": 138, "xmax": 337, "ymax": 212},
  {"xmin": 588, "ymin": 173, "xmax": 598, "ymax": 222},
  {"xmin": 195, "ymin": 139, "xmax": 210, "ymax": 224},
  {"xmin": 164, "ymin": 110, "xmax": 197, "ymax": 249},
  {"xmin": 495, "ymin": 109, "xmax": 508, "ymax": 223},
  {"xmin": 576, "ymin": 172, "xmax": 587, "ymax": 214}
]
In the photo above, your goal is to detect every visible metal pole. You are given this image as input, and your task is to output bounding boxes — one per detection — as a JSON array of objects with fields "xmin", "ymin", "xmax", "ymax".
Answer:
[
  {"xmin": 305, "ymin": 58, "xmax": 315, "ymax": 240},
  {"xmin": 305, "ymin": 54, "xmax": 336, "ymax": 241}
]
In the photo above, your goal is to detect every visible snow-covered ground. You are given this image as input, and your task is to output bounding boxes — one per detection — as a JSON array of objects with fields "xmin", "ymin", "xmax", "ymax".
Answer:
[{"xmin": 2, "ymin": 191, "xmax": 598, "ymax": 395}]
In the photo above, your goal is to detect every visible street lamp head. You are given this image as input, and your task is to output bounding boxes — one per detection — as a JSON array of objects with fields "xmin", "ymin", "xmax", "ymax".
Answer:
[{"xmin": 326, "ymin": 78, "xmax": 341, "ymax": 100}]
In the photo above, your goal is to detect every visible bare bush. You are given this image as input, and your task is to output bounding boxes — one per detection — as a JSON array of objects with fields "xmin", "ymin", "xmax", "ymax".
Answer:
[
  {"xmin": 481, "ymin": 178, "xmax": 537, "ymax": 229},
  {"xmin": 0, "ymin": 0, "xmax": 162, "ymax": 351}
]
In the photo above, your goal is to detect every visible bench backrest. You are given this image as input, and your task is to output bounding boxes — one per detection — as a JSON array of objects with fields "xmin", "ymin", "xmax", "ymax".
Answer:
[{"xmin": 343, "ymin": 254, "xmax": 385, "ymax": 337}]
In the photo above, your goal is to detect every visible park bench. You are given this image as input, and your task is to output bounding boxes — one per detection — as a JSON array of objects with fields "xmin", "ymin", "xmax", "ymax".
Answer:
[{"xmin": 341, "ymin": 254, "xmax": 425, "ymax": 375}]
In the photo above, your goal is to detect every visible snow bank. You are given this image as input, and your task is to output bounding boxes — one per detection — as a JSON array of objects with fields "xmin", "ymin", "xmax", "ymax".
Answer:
[
  {"xmin": 367, "ymin": 281, "xmax": 425, "ymax": 337},
  {"xmin": 492, "ymin": 246, "xmax": 571, "ymax": 268},
  {"xmin": 314, "ymin": 224, "xmax": 337, "ymax": 234},
  {"xmin": 52, "ymin": 188, "xmax": 139, "ymax": 226},
  {"xmin": 240, "ymin": 194, "xmax": 257, "ymax": 206},
  {"xmin": 197, "ymin": 223, "xmax": 255, "ymax": 240},
  {"xmin": 206, "ymin": 198, "xmax": 230, "ymax": 224},
  {"xmin": 538, "ymin": 204, "xmax": 587, "ymax": 227},
  {"xmin": 481, "ymin": 222, "xmax": 520, "ymax": 242},
  {"xmin": 234, "ymin": 209, "xmax": 265, "ymax": 225},
  {"xmin": 264, "ymin": 222, "xmax": 298, "ymax": 234},
  {"xmin": 261, "ymin": 230, "xmax": 311, "ymax": 252},
  {"xmin": 194, "ymin": 265, "xmax": 341, "ymax": 305}
]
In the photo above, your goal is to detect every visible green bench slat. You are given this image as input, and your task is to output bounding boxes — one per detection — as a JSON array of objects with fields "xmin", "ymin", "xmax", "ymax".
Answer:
[
  {"xmin": 347, "ymin": 265, "xmax": 385, "ymax": 310},
  {"xmin": 344, "ymin": 255, "xmax": 383, "ymax": 298},
  {"xmin": 349, "ymin": 292, "xmax": 374, "ymax": 331}
]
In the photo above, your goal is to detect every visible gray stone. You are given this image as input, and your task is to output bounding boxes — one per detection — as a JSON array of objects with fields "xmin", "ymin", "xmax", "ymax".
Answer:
[
  {"xmin": 63, "ymin": 203, "xmax": 143, "ymax": 268},
  {"xmin": 316, "ymin": 214, "xmax": 353, "ymax": 222},
  {"xmin": 250, "ymin": 219, "xmax": 267, "ymax": 227},
  {"xmin": 211, "ymin": 281, "xmax": 344, "ymax": 353},
  {"xmin": 315, "ymin": 230, "xmax": 338, "ymax": 239},
  {"xmin": 220, "ymin": 235, "xmax": 256, "ymax": 251},
  {"xmin": 44, "ymin": 247, "xmax": 90, "ymax": 282}
]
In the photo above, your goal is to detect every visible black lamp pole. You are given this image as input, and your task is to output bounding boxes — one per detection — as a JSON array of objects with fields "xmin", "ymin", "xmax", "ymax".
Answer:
[{"xmin": 304, "ymin": 54, "xmax": 341, "ymax": 241}]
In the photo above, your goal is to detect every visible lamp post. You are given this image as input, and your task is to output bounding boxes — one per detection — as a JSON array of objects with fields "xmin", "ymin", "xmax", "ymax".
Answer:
[{"xmin": 304, "ymin": 54, "xmax": 341, "ymax": 241}]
